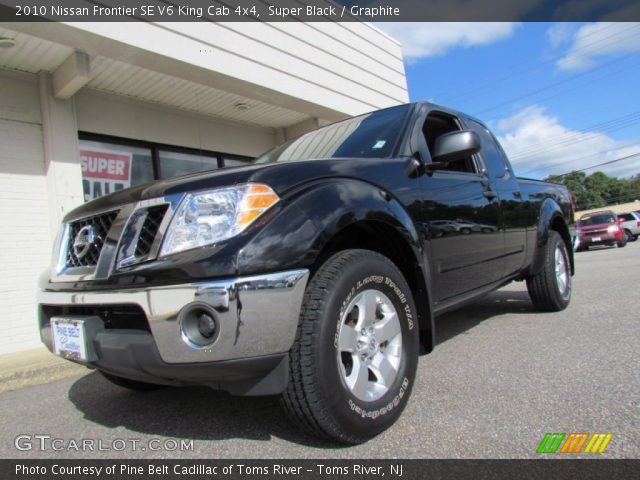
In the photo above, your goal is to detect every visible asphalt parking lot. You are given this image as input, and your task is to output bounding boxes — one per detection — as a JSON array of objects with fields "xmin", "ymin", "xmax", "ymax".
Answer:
[{"xmin": 1, "ymin": 242, "xmax": 638, "ymax": 459}]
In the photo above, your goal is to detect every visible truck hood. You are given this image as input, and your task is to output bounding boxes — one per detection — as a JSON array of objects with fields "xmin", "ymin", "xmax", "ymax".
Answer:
[{"xmin": 64, "ymin": 159, "xmax": 383, "ymax": 221}]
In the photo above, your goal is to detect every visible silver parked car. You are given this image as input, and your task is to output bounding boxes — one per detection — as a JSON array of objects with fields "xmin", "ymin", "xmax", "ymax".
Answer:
[{"xmin": 617, "ymin": 211, "xmax": 640, "ymax": 242}]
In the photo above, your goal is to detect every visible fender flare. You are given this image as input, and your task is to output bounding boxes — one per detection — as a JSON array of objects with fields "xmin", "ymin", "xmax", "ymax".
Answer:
[
  {"xmin": 530, "ymin": 198, "xmax": 574, "ymax": 276},
  {"xmin": 238, "ymin": 179, "xmax": 436, "ymax": 352}
]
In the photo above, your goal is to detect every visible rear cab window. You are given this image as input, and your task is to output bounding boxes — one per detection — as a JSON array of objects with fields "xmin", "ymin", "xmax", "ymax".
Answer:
[{"xmin": 465, "ymin": 118, "xmax": 512, "ymax": 179}]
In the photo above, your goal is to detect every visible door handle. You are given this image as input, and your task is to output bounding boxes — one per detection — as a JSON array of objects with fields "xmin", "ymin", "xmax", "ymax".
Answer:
[{"xmin": 483, "ymin": 190, "xmax": 497, "ymax": 200}]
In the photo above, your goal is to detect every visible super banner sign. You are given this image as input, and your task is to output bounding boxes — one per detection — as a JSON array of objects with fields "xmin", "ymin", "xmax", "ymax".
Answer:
[{"xmin": 80, "ymin": 149, "xmax": 132, "ymax": 201}]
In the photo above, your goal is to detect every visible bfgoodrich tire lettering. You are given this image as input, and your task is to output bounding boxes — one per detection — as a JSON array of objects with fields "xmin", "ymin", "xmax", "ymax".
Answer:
[{"xmin": 281, "ymin": 249, "xmax": 419, "ymax": 444}]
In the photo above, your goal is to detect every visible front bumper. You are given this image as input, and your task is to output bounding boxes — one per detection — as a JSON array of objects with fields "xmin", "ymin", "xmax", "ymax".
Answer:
[
  {"xmin": 38, "ymin": 269, "xmax": 309, "ymax": 389},
  {"xmin": 578, "ymin": 234, "xmax": 620, "ymax": 246},
  {"xmin": 64, "ymin": 330, "xmax": 290, "ymax": 395}
]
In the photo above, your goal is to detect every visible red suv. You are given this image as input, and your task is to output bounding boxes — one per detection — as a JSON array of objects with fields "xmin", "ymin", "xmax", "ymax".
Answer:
[{"xmin": 576, "ymin": 210, "xmax": 626, "ymax": 251}]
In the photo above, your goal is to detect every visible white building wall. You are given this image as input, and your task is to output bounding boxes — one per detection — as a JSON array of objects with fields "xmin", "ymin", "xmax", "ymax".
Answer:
[
  {"xmin": 62, "ymin": 20, "xmax": 407, "ymax": 117},
  {"xmin": 0, "ymin": 70, "xmax": 50, "ymax": 353},
  {"xmin": 75, "ymin": 90, "xmax": 277, "ymax": 157},
  {"xmin": 12, "ymin": 18, "xmax": 407, "ymax": 122}
]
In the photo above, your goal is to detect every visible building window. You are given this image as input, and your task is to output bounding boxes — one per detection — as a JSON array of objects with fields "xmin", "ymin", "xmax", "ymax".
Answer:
[
  {"xmin": 79, "ymin": 139, "xmax": 153, "ymax": 202},
  {"xmin": 158, "ymin": 149, "xmax": 218, "ymax": 179},
  {"xmin": 78, "ymin": 133, "xmax": 253, "ymax": 201},
  {"xmin": 222, "ymin": 156, "xmax": 251, "ymax": 168}
]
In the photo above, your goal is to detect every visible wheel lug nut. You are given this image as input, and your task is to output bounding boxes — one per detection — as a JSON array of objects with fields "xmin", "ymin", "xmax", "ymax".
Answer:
[{"xmin": 361, "ymin": 328, "xmax": 367, "ymax": 335}]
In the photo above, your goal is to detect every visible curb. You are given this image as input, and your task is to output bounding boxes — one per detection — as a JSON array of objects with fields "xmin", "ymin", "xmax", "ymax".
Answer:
[{"xmin": 0, "ymin": 347, "xmax": 87, "ymax": 394}]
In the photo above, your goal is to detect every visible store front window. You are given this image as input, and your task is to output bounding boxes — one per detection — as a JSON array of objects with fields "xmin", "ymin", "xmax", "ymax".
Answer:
[
  {"xmin": 79, "ymin": 139, "xmax": 154, "ymax": 202},
  {"xmin": 78, "ymin": 133, "xmax": 253, "ymax": 202},
  {"xmin": 222, "ymin": 157, "xmax": 251, "ymax": 168},
  {"xmin": 159, "ymin": 150, "xmax": 219, "ymax": 179}
]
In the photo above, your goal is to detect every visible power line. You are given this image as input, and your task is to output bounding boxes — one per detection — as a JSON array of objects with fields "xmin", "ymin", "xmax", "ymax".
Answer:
[
  {"xmin": 517, "ymin": 144, "xmax": 640, "ymax": 176},
  {"xmin": 434, "ymin": 23, "xmax": 640, "ymax": 104},
  {"xmin": 510, "ymin": 111, "xmax": 640, "ymax": 162},
  {"xmin": 551, "ymin": 151, "xmax": 640, "ymax": 177},
  {"xmin": 510, "ymin": 109, "xmax": 640, "ymax": 159},
  {"xmin": 474, "ymin": 53, "xmax": 640, "ymax": 116}
]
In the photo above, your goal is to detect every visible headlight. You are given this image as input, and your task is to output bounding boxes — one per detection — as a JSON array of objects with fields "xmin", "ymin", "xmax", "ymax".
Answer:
[
  {"xmin": 160, "ymin": 183, "xmax": 279, "ymax": 257},
  {"xmin": 607, "ymin": 225, "xmax": 619, "ymax": 233}
]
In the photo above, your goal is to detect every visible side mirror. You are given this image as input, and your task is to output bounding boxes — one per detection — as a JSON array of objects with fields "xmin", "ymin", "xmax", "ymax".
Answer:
[{"xmin": 432, "ymin": 130, "xmax": 481, "ymax": 165}]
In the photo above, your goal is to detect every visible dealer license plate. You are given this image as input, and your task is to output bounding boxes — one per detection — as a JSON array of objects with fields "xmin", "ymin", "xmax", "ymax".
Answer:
[{"xmin": 51, "ymin": 317, "xmax": 88, "ymax": 362}]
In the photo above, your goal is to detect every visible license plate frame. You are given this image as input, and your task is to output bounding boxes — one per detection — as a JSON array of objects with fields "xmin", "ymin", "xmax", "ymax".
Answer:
[
  {"xmin": 51, "ymin": 316, "xmax": 102, "ymax": 363},
  {"xmin": 592, "ymin": 236, "xmax": 601, "ymax": 242}
]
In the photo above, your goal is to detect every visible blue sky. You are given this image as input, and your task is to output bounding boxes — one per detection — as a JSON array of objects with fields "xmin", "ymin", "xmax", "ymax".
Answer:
[{"xmin": 375, "ymin": 23, "xmax": 640, "ymax": 179}]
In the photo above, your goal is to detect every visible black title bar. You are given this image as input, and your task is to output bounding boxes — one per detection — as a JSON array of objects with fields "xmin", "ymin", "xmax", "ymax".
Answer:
[
  {"xmin": 2, "ymin": 459, "xmax": 639, "ymax": 480},
  {"xmin": 1, "ymin": 0, "xmax": 640, "ymax": 22}
]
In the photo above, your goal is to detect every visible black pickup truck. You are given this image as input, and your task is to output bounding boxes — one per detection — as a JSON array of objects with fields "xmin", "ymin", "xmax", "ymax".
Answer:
[{"xmin": 38, "ymin": 102, "xmax": 574, "ymax": 444}]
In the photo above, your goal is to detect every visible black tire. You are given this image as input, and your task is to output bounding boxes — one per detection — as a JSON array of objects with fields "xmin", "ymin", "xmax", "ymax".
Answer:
[
  {"xmin": 281, "ymin": 249, "xmax": 419, "ymax": 444},
  {"xmin": 100, "ymin": 371, "xmax": 163, "ymax": 391},
  {"xmin": 526, "ymin": 231, "xmax": 572, "ymax": 312},
  {"xmin": 617, "ymin": 235, "xmax": 627, "ymax": 248},
  {"xmin": 624, "ymin": 229, "xmax": 633, "ymax": 243},
  {"xmin": 632, "ymin": 235, "xmax": 639, "ymax": 242}
]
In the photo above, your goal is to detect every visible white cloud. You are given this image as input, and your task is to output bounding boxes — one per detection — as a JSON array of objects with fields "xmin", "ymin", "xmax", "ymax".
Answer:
[
  {"xmin": 546, "ymin": 23, "xmax": 576, "ymax": 48},
  {"xmin": 375, "ymin": 23, "xmax": 517, "ymax": 60},
  {"xmin": 495, "ymin": 105, "xmax": 640, "ymax": 178},
  {"xmin": 555, "ymin": 22, "xmax": 640, "ymax": 71}
]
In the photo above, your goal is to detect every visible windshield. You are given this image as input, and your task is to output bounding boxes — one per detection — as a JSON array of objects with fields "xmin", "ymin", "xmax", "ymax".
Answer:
[
  {"xmin": 255, "ymin": 104, "xmax": 411, "ymax": 164},
  {"xmin": 580, "ymin": 213, "xmax": 616, "ymax": 225}
]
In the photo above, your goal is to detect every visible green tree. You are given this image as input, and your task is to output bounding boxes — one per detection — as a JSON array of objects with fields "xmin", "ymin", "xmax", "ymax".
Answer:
[{"xmin": 545, "ymin": 170, "xmax": 640, "ymax": 210}]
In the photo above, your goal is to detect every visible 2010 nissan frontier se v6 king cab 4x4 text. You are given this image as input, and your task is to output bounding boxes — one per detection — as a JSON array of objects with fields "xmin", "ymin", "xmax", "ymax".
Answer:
[{"xmin": 38, "ymin": 102, "xmax": 575, "ymax": 444}]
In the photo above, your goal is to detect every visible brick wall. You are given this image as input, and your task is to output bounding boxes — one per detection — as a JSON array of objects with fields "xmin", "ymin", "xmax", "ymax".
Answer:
[
  {"xmin": 0, "ymin": 119, "xmax": 51, "ymax": 353},
  {"xmin": 0, "ymin": 70, "xmax": 51, "ymax": 354}
]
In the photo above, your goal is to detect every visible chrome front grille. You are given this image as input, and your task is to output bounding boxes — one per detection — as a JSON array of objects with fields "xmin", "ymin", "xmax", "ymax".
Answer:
[
  {"xmin": 53, "ymin": 195, "xmax": 181, "ymax": 282},
  {"xmin": 65, "ymin": 211, "xmax": 118, "ymax": 267},
  {"xmin": 134, "ymin": 204, "xmax": 169, "ymax": 258},
  {"xmin": 584, "ymin": 228, "xmax": 607, "ymax": 236}
]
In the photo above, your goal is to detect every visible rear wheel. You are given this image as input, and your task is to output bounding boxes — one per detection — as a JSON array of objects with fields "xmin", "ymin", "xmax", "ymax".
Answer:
[
  {"xmin": 526, "ymin": 231, "xmax": 572, "ymax": 312},
  {"xmin": 281, "ymin": 249, "xmax": 419, "ymax": 444},
  {"xmin": 100, "ymin": 371, "xmax": 162, "ymax": 391}
]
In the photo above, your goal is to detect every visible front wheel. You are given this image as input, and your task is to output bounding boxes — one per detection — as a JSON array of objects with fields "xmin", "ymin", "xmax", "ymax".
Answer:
[
  {"xmin": 617, "ymin": 236, "xmax": 627, "ymax": 248},
  {"xmin": 281, "ymin": 249, "xmax": 419, "ymax": 444},
  {"xmin": 526, "ymin": 231, "xmax": 572, "ymax": 312}
]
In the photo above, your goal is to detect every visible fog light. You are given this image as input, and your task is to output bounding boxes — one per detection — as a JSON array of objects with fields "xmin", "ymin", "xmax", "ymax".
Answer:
[
  {"xmin": 179, "ymin": 303, "xmax": 219, "ymax": 349},
  {"xmin": 197, "ymin": 313, "xmax": 216, "ymax": 339}
]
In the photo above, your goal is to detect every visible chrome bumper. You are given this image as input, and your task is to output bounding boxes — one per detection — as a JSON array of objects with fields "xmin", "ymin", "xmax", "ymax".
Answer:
[{"xmin": 38, "ymin": 269, "xmax": 309, "ymax": 364}]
